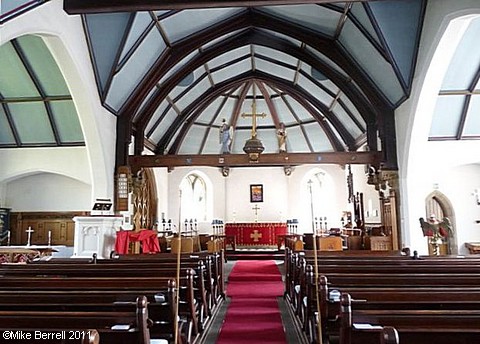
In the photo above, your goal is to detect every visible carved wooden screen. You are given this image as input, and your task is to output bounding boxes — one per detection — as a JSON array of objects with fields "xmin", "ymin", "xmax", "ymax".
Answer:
[{"xmin": 132, "ymin": 168, "xmax": 157, "ymax": 230}]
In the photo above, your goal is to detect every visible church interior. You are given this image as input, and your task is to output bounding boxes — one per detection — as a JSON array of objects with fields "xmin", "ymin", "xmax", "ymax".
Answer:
[{"xmin": 0, "ymin": 0, "xmax": 480, "ymax": 343}]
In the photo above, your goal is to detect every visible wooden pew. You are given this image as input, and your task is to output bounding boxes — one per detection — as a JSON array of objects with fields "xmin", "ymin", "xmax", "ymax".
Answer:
[
  {"xmin": 1, "ymin": 261, "xmax": 211, "ymax": 329},
  {"xmin": 0, "ymin": 285, "xmax": 180, "ymax": 343},
  {"xmin": 0, "ymin": 275, "xmax": 196, "ymax": 343},
  {"xmin": 0, "ymin": 296, "xmax": 151, "ymax": 344},
  {"xmin": 0, "ymin": 329, "xmax": 99, "ymax": 344},
  {"xmin": 340, "ymin": 293, "xmax": 480, "ymax": 344},
  {"xmin": 284, "ymin": 249, "xmax": 480, "ymax": 343},
  {"xmin": 15, "ymin": 252, "xmax": 226, "ymax": 332}
]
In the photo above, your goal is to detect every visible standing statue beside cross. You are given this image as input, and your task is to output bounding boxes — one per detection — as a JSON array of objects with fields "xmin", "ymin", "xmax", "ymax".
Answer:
[{"xmin": 219, "ymin": 118, "xmax": 233, "ymax": 154}]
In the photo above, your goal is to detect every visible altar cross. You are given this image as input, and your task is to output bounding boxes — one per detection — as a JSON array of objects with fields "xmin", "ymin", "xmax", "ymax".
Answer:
[
  {"xmin": 241, "ymin": 84, "xmax": 267, "ymax": 138},
  {"xmin": 250, "ymin": 229, "xmax": 263, "ymax": 242},
  {"xmin": 252, "ymin": 204, "xmax": 260, "ymax": 222},
  {"xmin": 26, "ymin": 226, "xmax": 34, "ymax": 246}
]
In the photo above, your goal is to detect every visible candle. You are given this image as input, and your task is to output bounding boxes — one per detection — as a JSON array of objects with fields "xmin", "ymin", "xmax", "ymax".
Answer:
[{"xmin": 48, "ymin": 230, "xmax": 51, "ymax": 245}]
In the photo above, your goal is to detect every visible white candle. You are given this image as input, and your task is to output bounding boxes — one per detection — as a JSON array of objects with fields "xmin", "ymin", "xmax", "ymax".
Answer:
[{"xmin": 48, "ymin": 230, "xmax": 51, "ymax": 245}]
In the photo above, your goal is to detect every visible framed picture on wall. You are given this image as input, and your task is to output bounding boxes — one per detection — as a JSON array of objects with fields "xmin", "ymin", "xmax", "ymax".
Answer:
[{"xmin": 250, "ymin": 184, "xmax": 263, "ymax": 203}]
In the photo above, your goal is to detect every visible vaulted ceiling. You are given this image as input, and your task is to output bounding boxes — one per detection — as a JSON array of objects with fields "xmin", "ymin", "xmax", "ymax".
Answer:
[
  {"xmin": 72, "ymin": 0, "xmax": 427, "ymax": 170},
  {"xmin": 2, "ymin": 0, "xmax": 432, "ymax": 170}
]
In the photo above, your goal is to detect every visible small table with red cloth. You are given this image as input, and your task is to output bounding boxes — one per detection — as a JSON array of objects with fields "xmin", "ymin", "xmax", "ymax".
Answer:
[
  {"xmin": 224, "ymin": 222, "xmax": 287, "ymax": 248},
  {"xmin": 114, "ymin": 229, "xmax": 160, "ymax": 254}
]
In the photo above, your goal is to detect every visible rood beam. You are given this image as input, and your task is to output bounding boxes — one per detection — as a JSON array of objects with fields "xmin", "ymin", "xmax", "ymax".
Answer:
[{"xmin": 128, "ymin": 151, "xmax": 381, "ymax": 171}]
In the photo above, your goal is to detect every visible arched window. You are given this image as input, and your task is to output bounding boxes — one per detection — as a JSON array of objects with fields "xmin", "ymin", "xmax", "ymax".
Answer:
[
  {"xmin": 180, "ymin": 173, "xmax": 207, "ymax": 222},
  {"xmin": 302, "ymin": 168, "xmax": 338, "ymax": 230},
  {"xmin": 307, "ymin": 171, "xmax": 328, "ymax": 220}
]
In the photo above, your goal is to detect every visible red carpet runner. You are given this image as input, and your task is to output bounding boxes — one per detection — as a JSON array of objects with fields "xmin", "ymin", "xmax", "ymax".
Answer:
[{"xmin": 216, "ymin": 260, "xmax": 287, "ymax": 344}]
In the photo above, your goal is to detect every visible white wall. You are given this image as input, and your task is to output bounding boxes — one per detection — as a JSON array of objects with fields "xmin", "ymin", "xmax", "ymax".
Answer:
[
  {"xmin": 164, "ymin": 164, "xmax": 365, "ymax": 235},
  {"xmin": 5, "ymin": 173, "xmax": 91, "ymax": 211}
]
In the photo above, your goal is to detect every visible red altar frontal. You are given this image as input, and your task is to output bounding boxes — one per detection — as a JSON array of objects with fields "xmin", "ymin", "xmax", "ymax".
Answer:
[{"xmin": 225, "ymin": 222, "xmax": 287, "ymax": 247}]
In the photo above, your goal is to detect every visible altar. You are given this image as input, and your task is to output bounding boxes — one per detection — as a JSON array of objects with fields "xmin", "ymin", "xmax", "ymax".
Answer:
[{"xmin": 225, "ymin": 222, "xmax": 287, "ymax": 248}]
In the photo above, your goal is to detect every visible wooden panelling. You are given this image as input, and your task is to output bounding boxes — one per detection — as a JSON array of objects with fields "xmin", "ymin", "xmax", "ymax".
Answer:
[{"xmin": 10, "ymin": 212, "xmax": 88, "ymax": 246}]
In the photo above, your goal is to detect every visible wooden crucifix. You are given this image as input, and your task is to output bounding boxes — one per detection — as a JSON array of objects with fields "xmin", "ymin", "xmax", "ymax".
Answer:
[{"xmin": 241, "ymin": 84, "xmax": 266, "ymax": 138}]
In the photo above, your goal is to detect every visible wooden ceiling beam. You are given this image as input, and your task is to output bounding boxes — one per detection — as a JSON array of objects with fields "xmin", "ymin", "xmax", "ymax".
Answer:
[
  {"xmin": 65, "ymin": 0, "xmax": 378, "ymax": 14},
  {"xmin": 128, "ymin": 151, "xmax": 381, "ymax": 171}
]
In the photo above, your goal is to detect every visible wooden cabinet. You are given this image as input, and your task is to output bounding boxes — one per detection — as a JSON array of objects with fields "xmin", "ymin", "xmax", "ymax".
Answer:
[{"xmin": 365, "ymin": 235, "xmax": 392, "ymax": 251}]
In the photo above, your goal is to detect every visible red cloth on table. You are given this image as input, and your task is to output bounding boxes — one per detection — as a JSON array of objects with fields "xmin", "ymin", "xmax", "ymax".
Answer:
[{"xmin": 114, "ymin": 229, "xmax": 160, "ymax": 254}]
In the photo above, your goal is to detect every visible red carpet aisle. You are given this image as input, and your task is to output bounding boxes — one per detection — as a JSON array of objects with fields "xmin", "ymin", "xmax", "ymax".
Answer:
[{"xmin": 216, "ymin": 260, "xmax": 287, "ymax": 344}]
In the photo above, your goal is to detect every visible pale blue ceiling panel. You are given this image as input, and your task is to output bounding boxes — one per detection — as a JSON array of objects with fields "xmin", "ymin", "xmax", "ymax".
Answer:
[
  {"xmin": 158, "ymin": 50, "xmax": 197, "ymax": 85},
  {"xmin": 297, "ymin": 74, "xmax": 334, "ymax": 107},
  {"xmin": 161, "ymin": 8, "xmax": 244, "ymax": 43},
  {"xmin": 196, "ymin": 97, "xmax": 225, "ymax": 125},
  {"xmin": 284, "ymin": 125, "xmax": 310, "ymax": 153},
  {"xmin": 9, "ymin": 102, "xmax": 55, "ymax": 144},
  {"xmin": 119, "ymin": 12, "xmax": 154, "ymax": 64},
  {"xmin": 169, "ymin": 67, "xmax": 205, "ymax": 100},
  {"xmin": 175, "ymin": 75, "xmax": 212, "ymax": 112},
  {"xmin": 208, "ymin": 46, "xmax": 250, "ymax": 71},
  {"xmin": 257, "ymin": 128, "xmax": 278, "ymax": 154},
  {"xmin": 0, "ymin": 106, "xmax": 15, "ymax": 144},
  {"xmin": 255, "ymin": 45, "xmax": 298, "ymax": 67},
  {"xmin": 149, "ymin": 108, "xmax": 177, "ymax": 143},
  {"xmin": 368, "ymin": 0, "xmax": 424, "ymax": 88},
  {"xmin": 441, "ymin": 18, "xmax": 480, "ymax": 90},
  {"xmin": 84, "ymin": 13, "xmax": 132, "ymax": 91},
  {"xmin": 340, "ymin": 19, "xmax": 404, "ymax": 104},
  {"xmin": 134, "ymin": 86, "xmax": 157, "ymax": 121},
  {"xmin": 210, "ymin": 58, "xmax": 251, "ymax": 85},
  {"xmin": 146, "ymin": 100, "xmax": 169, "ymax": 135},
  {"xmin": 281, "ymin": 95, "xmax": 313, "ymax": 122},
  {"xmin": 16, "ymin": 35, "xmax": 69, "ymax": 96},
  {"xmin": 429, "ymin": 95, "xmax": 465, "ymax": 138},
  {"xmin": 107, "ymin": 27, "xmax": 165, "ymax": 111},
  {"xmin": 216, "ymin": 97, "xmax": 236, "ymax": 124},
  {"xmin": 331, "ymin": 101, "xmax": 363, "ymax": 138},
  {"xmin": 463, "ymin": 95, "xmax": 480, "ymax": 137},
  {"xmin": 338, "ymin": 94, "xmax": 365, "ymax": 129},
  {"xmin": 271, "ymin": 97, "xmax": 296, "ymax": 126},
  {"xmin": 0, "ymin": 42, "xmax": 39, "ymax": 98},
  {"xmin": 305, "ymin": 45, "xmax": 348, "ymax": 79},
  {"xmin": 202, "ymin": 30, "xmax": 244, "ymax": 50},
  {"xmin": 177, "ymin": 125, "xmax": 207, "ymax": 154},
  {"xmin": 255, "ymin": 58, "xmax": 296, "ymax": 83},
  {"xmin": 259, "ymin": 29, "xmax": 302, "ymax": 48},
  {"xmin": 260, "ymin": 5, "xmax": 341, "ymax": 38},
  {"xmin": 303, "ymin": 122, "xmax": 334, "ymax": 152},
  {"xmin": 202, "ymin": 128, "xmax": 223, "ymax": 154},
  {"xmin": 350, "ymin": 3, "xmax": 381, "ymax": 46},
  {"xmin": 49, "ymin": 100, "xmax": 84, "ymax": 143}
]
